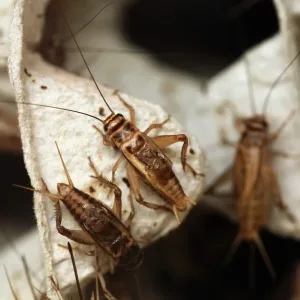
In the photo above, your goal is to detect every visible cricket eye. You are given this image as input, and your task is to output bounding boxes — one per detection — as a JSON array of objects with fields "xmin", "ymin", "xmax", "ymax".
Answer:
[{"xmin": 104, "ymin": 124, "xmax": 108, "ymax": 132}]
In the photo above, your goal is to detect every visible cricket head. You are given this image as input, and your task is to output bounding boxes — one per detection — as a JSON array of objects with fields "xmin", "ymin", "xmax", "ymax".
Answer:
[
  {"xmin": 237, "ymin": 115, "xmax": 268, "ymax": 146},
  {"xmin": 57, "ymin": 183, "xmax": 72, "ymax": 196},
  {"xmin": 237, "ymin": 115, "xmax": 268, "ymax": 133},
  {"xmin": 103, "ymin": 113, "xmax": 126, "ymax": 134}
]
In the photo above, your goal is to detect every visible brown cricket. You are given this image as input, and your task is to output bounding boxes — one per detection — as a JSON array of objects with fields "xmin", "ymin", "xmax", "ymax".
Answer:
[
  {"xmin": 7, "ymin": 92, "xmax": 200, "ymax": 223},
  {"xmin": 62, "ymin": 3, "xmax": 201, "ymax": 223},
  {"xmin": 6, "ymin": 2, "xmax": 202, "ymax": 224},
  {"xmin": 205, "ymin": 54, "xmax": 300, "ymax": 279},
  {"xmin": 18, "ymin": 142, "xmax": 143, "ymax": 271},
  {"xmin": 92, "ymin": 89, "xmax": 201, "ymax": 223}
]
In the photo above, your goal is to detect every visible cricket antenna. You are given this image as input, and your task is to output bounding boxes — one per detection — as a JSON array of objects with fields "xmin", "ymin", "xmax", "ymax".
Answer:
[
  {"xmin": 244, "ymin": 55, "xmax": 256, "ymax": 114},
  {"xmin": 0, "ymin": 100, "xmax": 105, "ymax": 123},
  {"xmin": 63, "ymin": 2, "xmax": 115, "ymax": 42},
  {"xmin": 4, "ymin": 266, "xmax": 19, "ymax": 300},
  {"xmin": 262, "ymin": 49, "xmax": 300, "ymax": 114},
  {"xmin": 59, "ymin": 2, "xmax": 114, "ymax": 114},
  {"xmin": 68, "ymin": 242, "xmax": 84, "ymax": 300}
]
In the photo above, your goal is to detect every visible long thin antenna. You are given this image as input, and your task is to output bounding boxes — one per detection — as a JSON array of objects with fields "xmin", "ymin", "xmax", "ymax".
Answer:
[
  {"xmin": 4, "ymin": 266, "xmax": 19, "ymax": 300},
  {"xmin": 50, "ymin": 276, "xmax": 64, "ymax": 300},
  {"xmin": 262, "ymin": 49, "xmax": 300, "ymax": 114},
  {"xmin": 0, "ymin": 100, "xmax": 104, "ymax": 123},
  {"xmin": 68, "ymin": 242, "xmax": 83, "ymax": 300},
  {"xmin": 244, "ymin": 55, "xmax": 256, "ymax": 114},
  {"xmin": 58, "ymin": 1, "xmax": 114, "ymax": 114},
  {"xmin": 13, "ymin": 184, "xmax": 62, "ymax": 200},
  {"xmin": 63, "ymin": 2, "xmax": 115, "ymax": 42},
  {"xmin": 21, "ymin": 256, "xmax": 38, "ymax": 300},
  {"xmin": 0, "ymin": 229, "xmax": 38, "ymax": 299}
]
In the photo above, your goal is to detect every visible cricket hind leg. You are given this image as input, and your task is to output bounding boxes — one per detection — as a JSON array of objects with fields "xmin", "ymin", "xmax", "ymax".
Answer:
[
  {"xmin": 125, "ymin": 163, "xmax": 171, "ymax": 212},
  {"xmin": 152, "ymin": 134, "xmax": 202, "ymax": 177},
  {"xmin": 54, "ymin": 200, "xmax": 95, "ymax": 245},
  {"xmin": 88, "ymin": 157, "xmax": 122, "ymax": 220}
]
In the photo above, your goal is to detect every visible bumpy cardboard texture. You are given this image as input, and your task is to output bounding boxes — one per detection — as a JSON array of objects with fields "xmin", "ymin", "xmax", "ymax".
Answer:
[{"xmin": 8, "ymin": 0, "xmax": 205, "ymax": 296}]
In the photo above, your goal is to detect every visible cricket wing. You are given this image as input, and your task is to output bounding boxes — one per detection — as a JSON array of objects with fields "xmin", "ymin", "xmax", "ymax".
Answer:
[
  {"xmin": 234, "ymin": 147, "xmax": 272, "ymax": 222},
  {"xmin": 122, "ymin": 132, "xmax": 188, "ymax": 209},
  {"xmin": 82, "ymin": 200, "xmax": 133, "ymax": 259}
]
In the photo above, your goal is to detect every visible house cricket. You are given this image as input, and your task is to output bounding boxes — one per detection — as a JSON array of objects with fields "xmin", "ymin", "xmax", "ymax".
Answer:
[
  {"xmin": 17, "ymin": 142, "xmax": 144, "ymax": 272},
  {"xmin": 61, "ymin": 0, "xmax": 201, "ymax": 224},
  {"xmin": 4, "ymin": 1, "xmax": 203, "ymax": 224},
  {"xmin": 206, "ymin": 53, "xmax": 300, "ymax": 280}
]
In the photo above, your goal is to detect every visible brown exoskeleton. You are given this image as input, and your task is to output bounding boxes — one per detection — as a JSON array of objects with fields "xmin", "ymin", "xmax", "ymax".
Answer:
[
  {"xmin": 7, "ymin": 96, "xmax": 201, "ymax": 223},
  {"xmin": 7, "ymin": 3, "xmax": 202, "ymax": 224},
  {"xmin": 206, "ymin": 54, "xmax": 300, "ymax": 280},
  {"xmin": 61, "ymin": 1, "xmax": 202, "ymax": 223},
  {"xmin": 18, "ymin": 142, "xmax": 143, "ymax": 271},
  {"xmin": 93, "ymin": 90, "xmax": 201, "ymax": 223}
]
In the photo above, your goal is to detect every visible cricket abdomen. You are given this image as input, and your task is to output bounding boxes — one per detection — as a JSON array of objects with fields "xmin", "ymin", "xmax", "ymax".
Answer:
[
  {"xmin": 62, "ymin": 188, "xmax": 136, "ymax": 260},
  {"xmin": 62, "ymin": 188, "xmax": 109, "ymax": 228},
  {"xmin": 238, "ymin": 196, "xmax": 268, "ymax": 241},
  {"xmin": 123, "ymin": 132, "xmax": 188, "ymax": 210}
]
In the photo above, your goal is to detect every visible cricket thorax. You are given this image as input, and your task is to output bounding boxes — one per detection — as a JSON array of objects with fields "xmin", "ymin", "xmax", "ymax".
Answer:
[{"xmin": 104, "ymin": 113, "xmax": 138, "ymax": 147}]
